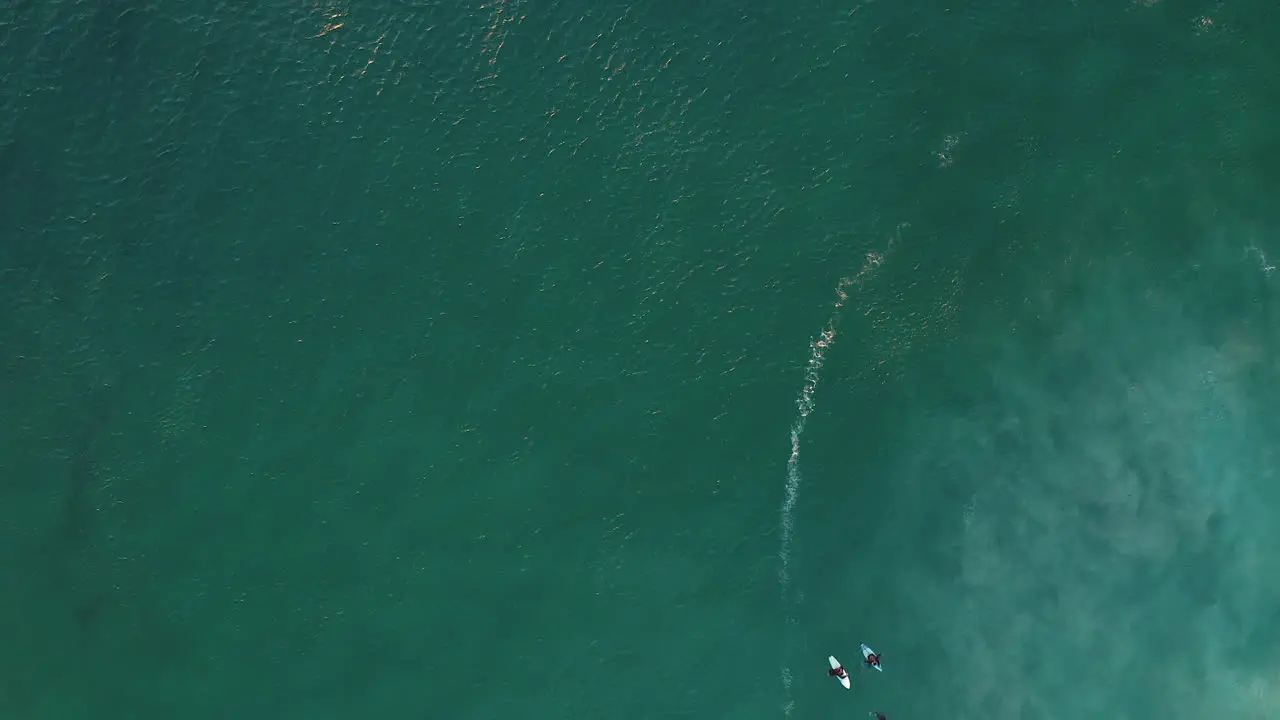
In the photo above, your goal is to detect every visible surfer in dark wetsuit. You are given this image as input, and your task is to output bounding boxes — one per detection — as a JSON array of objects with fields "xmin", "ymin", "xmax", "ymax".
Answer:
[
  {"xmin": 869, "ymin": 713, "xmax": 887, "ymax": 720},
  {"xmin": 828, "ymin": 664, "xmax": 848, "ymax": 679},
  {"xmin": 864, "ymin": 652, "xmax": 881, "ymax": 669}
]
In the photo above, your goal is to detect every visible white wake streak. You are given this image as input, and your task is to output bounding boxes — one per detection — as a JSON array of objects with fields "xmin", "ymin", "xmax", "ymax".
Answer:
[{"xmin": 777, "ymin": 231, "xmax": 900, "ymax": 717}]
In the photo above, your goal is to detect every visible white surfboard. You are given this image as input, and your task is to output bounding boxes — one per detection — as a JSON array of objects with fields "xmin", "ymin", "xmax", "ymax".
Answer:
[
  {"xmin": 861, "ymin": 644, "xmax": 882, "ymax": 672},
  {"xmin": 828, "ymin": 655, "xmax": 851, "ymax": 689}
]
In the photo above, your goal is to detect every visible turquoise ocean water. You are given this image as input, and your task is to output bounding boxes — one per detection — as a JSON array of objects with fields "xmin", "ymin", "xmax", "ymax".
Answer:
[{"xmin": 3, "ymin": 0, "xmax": 1280, "ymax": 717}]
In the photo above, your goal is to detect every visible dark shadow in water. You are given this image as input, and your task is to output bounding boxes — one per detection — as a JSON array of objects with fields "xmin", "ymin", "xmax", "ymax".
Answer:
[{"xmin": 49, "ymin": 373, "xmax": 129, "ymax": 637}]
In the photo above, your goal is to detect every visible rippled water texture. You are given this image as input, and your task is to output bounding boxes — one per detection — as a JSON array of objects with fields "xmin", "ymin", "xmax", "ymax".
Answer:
[{"xmin": 2, "ymin": 0, "xmax": 1279, "ymax": 718}]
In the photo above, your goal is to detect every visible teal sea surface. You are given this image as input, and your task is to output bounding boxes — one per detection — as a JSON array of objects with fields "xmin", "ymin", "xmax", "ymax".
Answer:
[{"xmin": 3, "ymin": 0, "xmax": 1280, "ymax": 718}]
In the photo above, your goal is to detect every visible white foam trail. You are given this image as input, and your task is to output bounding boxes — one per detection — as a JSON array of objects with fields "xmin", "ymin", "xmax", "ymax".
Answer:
[{"xmin": 777, "ymin": 229, "xmax": 901, "ymax": 716}]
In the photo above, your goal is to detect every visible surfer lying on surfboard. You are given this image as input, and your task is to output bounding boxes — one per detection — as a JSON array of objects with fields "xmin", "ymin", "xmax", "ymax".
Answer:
[
  {"xmin": 864, "ymin": 651, "xmax": 881, "ymax": 670},
  {"xmin": 828, "ymin": 664, "xmax": 849, "ymax": 680}
]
